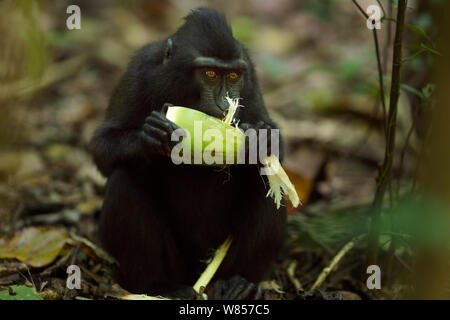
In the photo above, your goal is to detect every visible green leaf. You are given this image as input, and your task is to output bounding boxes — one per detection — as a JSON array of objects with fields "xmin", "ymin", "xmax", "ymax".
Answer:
[
  {"xmin": 402, "ymin": 43, "xmax": 440, "ymax": 64},
  {"xmin": 405, "ymin": 24, "xmax": 429, "ymax": 40},
  {"xmin": 419, "ymin": 43, "xmax": 441, "ymax": 56},
  {"xmin": 376, "ymin": 74, "xmax": 389, "ymax": 83},
  {"xmin": 380, "ymin": 195, "xmax": 450, "ymax": 250},
  {"xmin": 421, "ymin": 83, "xmax": 436, "ymax": 99},
  {"xmin": 0, "ymin": 285, "xmax": 43, "ymax": 300},
  {"xmin": 400, "ymin": 83, "xmax": 424, "ymax": 99},
  {"xmin": 0, "ymin": 227, "xmax": 68, "ymax": 267},
  {"xmin": 379, "ymin": 234, "xmax": 392, "ymax": 251},
  {"xmin": 402, "ymin": 49, "xmax": 425, "ymax": 63}
]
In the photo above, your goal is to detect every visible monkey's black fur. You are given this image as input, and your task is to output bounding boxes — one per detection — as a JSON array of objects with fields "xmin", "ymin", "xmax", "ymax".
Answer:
[{"xmin": 90, "ymin": 8, "xmax": 286, "ymax": 298}]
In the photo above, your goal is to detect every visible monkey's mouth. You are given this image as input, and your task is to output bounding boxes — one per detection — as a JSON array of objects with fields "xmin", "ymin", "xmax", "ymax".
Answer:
[
  {"xmin": 202, "ymin": 106, "xmax": 228, "ymax": 120},
  {"xmin": 218, "ymin": 106, "xmax": 230, "ymax": 119}
]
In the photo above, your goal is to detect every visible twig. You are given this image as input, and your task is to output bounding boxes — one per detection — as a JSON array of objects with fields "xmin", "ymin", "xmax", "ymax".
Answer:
[
  {"xmin": 373, "ymin": 25, "xmax": 388, "ymax": 136},
  {"xmin": 386, "ymin": 0, "xmax": 402, "ymax": 273},
  {"xmin": 352, "ymin": 0, "xmax": 369, "ymax": 19},
  {"xmin": 376, "ymin": 0, "xmax": 386, "ymax": 18},
  {"xmin": 367, "ymin": 0, "xmax": 408, "ymax": 266},
  {"xmin": 352, "ymin": 0, "xmax": 387, "ymax": 136},
  {"xmin": 287, "ymin": 260, "xmax": 303, "ymax": 291},
  {"xmin": 310, "ymin": 235, "xmax": 365, "ymax": 291},
  {"xmin": 385, "ymin": 235, "xmax": 398, "ymax": 281},
  {"xmin": 383, "ymin": 1, "xmax": 393, "ymax": 79},
  {"xmin": 26, "ymin": 267, "xmax": 36, "ymax": 291},
  {"xmin": 193, "ymin": 236, "xmax": 232, "ymax": 294},
  {"xmin": 40, "ymin": 248, "xmax": 74, "ymax": 276}
]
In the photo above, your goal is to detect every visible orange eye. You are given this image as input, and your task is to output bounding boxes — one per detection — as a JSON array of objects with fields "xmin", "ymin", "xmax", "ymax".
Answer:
[
  {"xmin": 229, "ymin": 72, "xmax": 238, "ymax": 80},
  {"xmin": 206, "ymin": 70, "xmax": 216, "ymax": 78}
]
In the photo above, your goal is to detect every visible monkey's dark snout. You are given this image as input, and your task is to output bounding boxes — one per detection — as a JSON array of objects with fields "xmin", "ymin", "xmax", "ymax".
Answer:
[
  {"xmin": 205, "ymin": 101, "xmax": 229, "ymax": 118},
  {"xmin": 217, "ymin": 100, "xmax": 229, "ymax": 111},
  {"xmin": 217, "ymin": 97, "xmax": 233, "ymax": 116},
  {"xmin": 218, "ymin": 105, "xmax": 228, "ymax": 116}
]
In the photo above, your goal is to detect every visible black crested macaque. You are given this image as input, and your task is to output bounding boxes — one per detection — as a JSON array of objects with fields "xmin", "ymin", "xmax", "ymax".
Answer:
[{"xmin": 89, "ymin": 8, "xmax": 286, "ymax": 299}]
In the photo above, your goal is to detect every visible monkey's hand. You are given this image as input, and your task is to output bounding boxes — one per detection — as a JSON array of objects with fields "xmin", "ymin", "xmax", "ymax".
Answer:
[
  {"xmin": 210, "ymin": 275, "xmax": 262, "ymax": 300},
  {"xmin": 140, "ymin": 106, "xmax": 185, "ymax": 157},
  {"xmin": 239, "ymin": 121, "xmax": 281, "ymax": 160}
]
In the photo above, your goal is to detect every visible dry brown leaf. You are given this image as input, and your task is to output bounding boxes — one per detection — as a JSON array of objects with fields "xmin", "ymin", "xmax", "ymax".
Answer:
[{"xmin": 0, "ymin": 227, "xmax": 68, "ymax": 267}]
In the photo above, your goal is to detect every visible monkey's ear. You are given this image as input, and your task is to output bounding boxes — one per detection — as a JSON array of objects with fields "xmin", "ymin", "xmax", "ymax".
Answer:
[{"xmin": 163, "ymin": 38, "xmax": 173, "ymax": 64}]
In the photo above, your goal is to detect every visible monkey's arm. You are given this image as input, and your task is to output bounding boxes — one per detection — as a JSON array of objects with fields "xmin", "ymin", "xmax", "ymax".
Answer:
[
  {"xmin": 89, "ymin": 123, "xmax": 145, "ymax": 177},
  {"xmin": 89, "ymin": 110, "xmax": 182, "ymax": 177}
]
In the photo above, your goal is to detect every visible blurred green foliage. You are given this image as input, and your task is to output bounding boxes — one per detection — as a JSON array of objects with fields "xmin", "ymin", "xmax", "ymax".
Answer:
[
  {"xmin": 0, "ymin": 285, "xmax": 42, "ymax": 300},
  {"xmin": 289, "ymin": 194, "xmax": 450, "ymax": 254},
  {"xmin": 230, "ymin": 16, "xmax": 258, "ymax": 48},
  {"xmin": 304, "ymin": 0, "xmax": 338, "ymax": 22},
  {"xmin": 16, "ymin": 0, "xmax": 49, "ymax": 79}
]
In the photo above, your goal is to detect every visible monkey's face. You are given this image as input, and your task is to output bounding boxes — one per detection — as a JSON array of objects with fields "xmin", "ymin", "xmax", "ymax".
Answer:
[
  {"xmin": 188, "ymin": 56, "xmax": 247, "ymax": 119},
  {"xmin": 194, "ymin": 67, "xmax": 244, "ymax": 119}
]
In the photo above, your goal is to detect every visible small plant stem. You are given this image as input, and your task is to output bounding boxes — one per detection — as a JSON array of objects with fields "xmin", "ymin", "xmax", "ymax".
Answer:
[{"xmin": 367, "ymin": 0, "xmax": 408, "ymax": 267}]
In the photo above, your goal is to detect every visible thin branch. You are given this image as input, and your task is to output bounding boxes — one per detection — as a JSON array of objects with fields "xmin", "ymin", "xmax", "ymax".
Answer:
[
  {"xmin": 352, "ymin": 0, "xmax": 368, "ymax": 18},
  {"xmin": 402, "ymin": 49, "xmax": 427, "ymax": 63},
  {"xmin": 383, "ymin": 0, "xmax": 394, "ymax": 129},
  {"xmin": 310, "ymin": 235, "xmax": 365, "ymax": 291},
  {"xmin": 287, "ymin": 260, "xmax": 303, "ymax": 291},
  {"xmin": 383, "ymin": 0, "xmax": 393, "ymax": 73},
  {"xmin": 384, "ymin": 0, "xmax": 397, "ymax": 276},
  {"xmin": 376, "ymin": 0, "xmax": 387, "ymax": 18},
  {"xmin": 352, "ymin": 0, "xmax": 387, "ymax": 135},
  {"xmin": 367, "ymin": 0, "xmax": 408, "ymax": 266},
  {"xmin": 373, "ymin": 29, "xmax": 388, "ymax": 136},
  {"xmin": 193, "ymin": 236, "xmax": 232, "ymax": 293}
]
